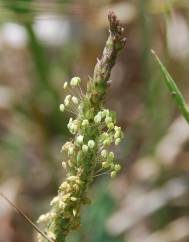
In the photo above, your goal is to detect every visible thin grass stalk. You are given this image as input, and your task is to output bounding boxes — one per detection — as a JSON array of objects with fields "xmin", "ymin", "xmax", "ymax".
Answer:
[{"xmin": 151, "ymin": 50, "xmax": 189, "ymax": 124}]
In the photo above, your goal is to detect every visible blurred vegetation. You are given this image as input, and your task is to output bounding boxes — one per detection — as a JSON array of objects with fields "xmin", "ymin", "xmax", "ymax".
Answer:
[{"xmin": 0, "ymin": 1, "xmax": 189, "ymax": 242}]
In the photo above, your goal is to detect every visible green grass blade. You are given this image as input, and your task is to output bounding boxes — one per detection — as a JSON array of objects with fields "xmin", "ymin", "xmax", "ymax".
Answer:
[{"xmin": 151, "ymin": 50, "xmax": 189, "ymax": 124}]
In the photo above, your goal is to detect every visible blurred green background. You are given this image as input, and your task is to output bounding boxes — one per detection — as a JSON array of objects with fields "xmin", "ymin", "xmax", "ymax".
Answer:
[{"xmin": 0, "ymin": 1, "xmax": 189, "ymax": 242}]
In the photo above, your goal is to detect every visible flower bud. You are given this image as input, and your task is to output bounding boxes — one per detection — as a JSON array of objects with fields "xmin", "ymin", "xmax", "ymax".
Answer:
[
  {"xmin": 114, "ymin": 131, "xmax": 120, "ymax": 139},
  {"xmin": 70, "ymin": 77, "xmax": 81, "ymax": 86},
  {"xmin": 103, "ymin": 109, "xmax": 110, "ymax": 116},
  {"xmin": 70, "ymin": 196, "xmax": 77, "ymax": 201},
  {"xmin": 107, "ymin": 122, "xmax": 114, "ymax": 130},
  {"xmin": 101, "ymin": 149, "xmax": 108, "ymax": 158},
  {"xmin": 94, "ymin": 114, "xmax": 101, "ymax": 123},
  {"xmin": 105, "ymin": 116, "xmax": 112, "ymax": 124},
  {"xmin": 64, "ymin": 95, "xmax": 71, "ymax": 106},
  {"xmin": 63, "ymin": 82, "xmax": 68, "ymax": 89},
  {"xmin": 103, "ymin": 139, "xmax": 111, "ymax": 147},
  {"xmin": 59, "ymin": 104, "xmax": 65, "ymax": 112},
  {"xmin": 37, "ymin": 214, "xmax": 47, "ymax": 223},
  {"xmin": 59, "ymin": 201, "xmax": 66, "ymax": 209},
  {"xmin": 68, "ymin": 146, "xmax": 74, "ymax": 156},
  {"xmin": 110, "ymin": 171, "xmax": 116, "ymax": 178},
  {"xmin": 76, "ymin": 135, "xmax": 84, "ymax": 145},
  {"xmin": 62, "ymin": 161, "xmax": 67, "ymax": 169},
  {"xmin": 69, "ymin": 124, "xmax": 78, "ymax": 134},
  {"xmin": 82, "ymin": 119, "xmax": 89, "ymax": 127},
  {"xmin": 115, "ymin": 138, "xmax": 121, "ymax": 145},
  {"xmin": 97, "ymin": 111, "xmax": 103, "ymax": 118},
  {"xmin": 114, "ymin": 164, "xmax": 121, "ymax": 171},
  {"xmin": 114, "ymin": 126, "xmax": 121, "ymax": 132},
  {"xmin": 67, "ymin": 176, "xmax": 78, "ymax": 181},
  {"xmin": 88, "ymin": 140, "xmax": 95, "ymax": 149},
  {"xmin": 72, "ymin": 96, "xmax": 79, "ymax": 105},
  {"xmin": 50, "ymin": 196, "xmax": 59, "ymax": 206},
  {"xmin": 102, "ymin": 162, "xmax": 110, "ymax": 169},
  {"xmin": 108, "ymin": 152, "xmax": 114, "ymax": 161},
  {"xmin": 73, "ymin": 209, "xmax": 77, "ymax": 216},
  {"xmin": 101, "ymin": 132, "xmax": 109, "ymax": 140},
  {"xmin": 82, "ymin": 144, "xmax": 88, "ymax": 153}
]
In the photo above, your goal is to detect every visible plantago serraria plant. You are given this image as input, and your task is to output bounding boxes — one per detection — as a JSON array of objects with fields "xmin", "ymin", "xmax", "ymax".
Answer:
[{"xmin": 37, "ymin": 11, "xmax": 126, "ymax": 242}]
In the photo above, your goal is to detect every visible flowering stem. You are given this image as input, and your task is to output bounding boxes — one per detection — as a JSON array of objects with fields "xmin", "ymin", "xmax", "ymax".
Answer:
[{"xmin": 37, "ymin": 11, "xmax": 126, "ymax": 242}]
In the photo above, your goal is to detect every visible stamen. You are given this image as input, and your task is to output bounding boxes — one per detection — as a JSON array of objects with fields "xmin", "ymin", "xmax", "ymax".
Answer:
[{"xmin": 93, "ymin": 170, "xmax": 111, "ymax": 178}]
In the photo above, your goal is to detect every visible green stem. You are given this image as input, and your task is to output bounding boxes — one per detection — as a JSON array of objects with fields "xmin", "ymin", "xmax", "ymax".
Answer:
[
  {"xmin": 25, "ymin": 23, "xmax": 49, "ymax": 90},
  {"xmin": 151, "ymin": 50, "xmax": 189, "ymax": 124}
]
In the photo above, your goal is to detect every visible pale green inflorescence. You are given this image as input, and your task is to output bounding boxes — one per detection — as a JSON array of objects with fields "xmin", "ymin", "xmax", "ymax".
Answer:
[
  {"xmin": 37, "ymin": 11, "xmax": 126, "ymax": 242},
  {"xmin": 37, "ymin": 76, "xmax": 123, "ymax": 242}
]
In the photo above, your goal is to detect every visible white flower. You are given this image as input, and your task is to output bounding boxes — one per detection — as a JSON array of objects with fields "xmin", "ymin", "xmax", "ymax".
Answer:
[
  {"xmin": 103, "ymin": 138, "xmax": 112, "ymax": 147},
  {"xmin": 102, "ymin": 109, "xmax": 109, "ymax": 117},
  {"xmin": 111, "ymin": 171, "xmax": 116, "ymax": 178},
  {"xmin": 101, "ymin": 149, "xmax": 108, "ymax": 158},
  {"xmin": 70, "ymin": 196, "xmax": 77, "ymax": 201},
  {"xmin": 60, "ymin": 182, "xmax": 70, "ymax": 190},
  {"xmin": 50, "ymin": 196, "xmax": 59, "ymax": 206},
  {"xmin": 69, "ymin": 120, "xmax": 79, "ymax": 134},
  {"xmin": 105, "ymin": 116, "xmax": 112, "ymax": 124},
  {"xmin": 94, "ymin": 114, "xmax": 101, "ymax": 123},
  {"xmin": 59, "ymin": 201, "xmax": 66, "ymax": 209},
  {"xmin": 59, "ymin": 104, "xmax": 65, "ymax": 112},
  {"xmin": 115, "ymin": 138, "xmax": 121, "ymax": 146},
  {"xmin": 67, "ymin": 176, "xmax": 78, "ymax": 181},
  {"xmin": 76, "ymin": 135, "xmax": 84, "ymax": 145},
  {"xmin": 114, "ymin": 131, "xmax": 120, "ymax": 139},
  {"xmin": 101, "ymin": 132, "xmax": 109, "ymax": 140},
  {"xmin": 63, "ymin": 81, "xmax": 68, "ymax": 89},
  {"xmin": 68, "ymin": 146, "xmax": 74, "ymax": 155},
  {"xmin": 102, "ymin": 162, "xmax": 110, "ymax": 168},
  {"xmin": 82, "ymin": 144, "xmax": 88, "ymax": 153},
  {"xmin": 82, "ymin": 119, "xmax": 89, "ymax": 127},
  {"xmin": 88, "ymin": 140, "xmax": 95, "ymax": 149},
  {"xmin": 73, "ymin": 209, "xmax": 77, "ymax": 216},
  {"xmin": 114, "ymin": 126, "xmax": 121, "ymax": 132},
  {"xmin": 68, "ymin": 117, "xmax": 73, "ymax": 125},
  {"xmin": 70, "ymin": 77, "xmax": 81, "ymax": 86},
  {"xmin": 61, "ymin": 141, "xmax": 72, "ymax": 152},
  {"xmin": 114, "ymin": 164, "xmax": 121, "ymax": 171},
  {"xmin": 37, "ymin": 214, "xmax": 47, "ymax": 223},
  {"xmin": 64, "ymin": 95, "xmax": 71, "ymax": 106},
  {"xmin": 72, "ymin": 96, "xmax": 79, "ymax": 105},
  {"xmin": 97, "ymin": 111, "xmax": 103, "ymax": 118},
  {"xmin": 62, "ymin": 161, "xmax": 67, "ymax": 169}
]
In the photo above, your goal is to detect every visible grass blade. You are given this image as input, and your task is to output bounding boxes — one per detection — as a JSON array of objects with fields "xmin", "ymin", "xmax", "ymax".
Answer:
[{"xmin": 151, "ymin": 49, "xmax": 189, "ymax": 124}]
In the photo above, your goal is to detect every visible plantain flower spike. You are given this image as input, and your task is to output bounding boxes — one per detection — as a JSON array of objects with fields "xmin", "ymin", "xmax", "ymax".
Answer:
[{"xmin": 37, "ymin": 11, "xmax": 126, "ymax": 242}]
